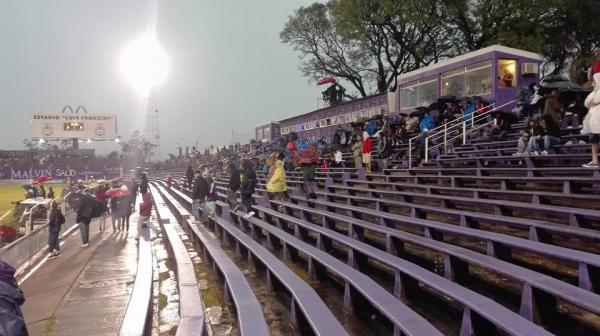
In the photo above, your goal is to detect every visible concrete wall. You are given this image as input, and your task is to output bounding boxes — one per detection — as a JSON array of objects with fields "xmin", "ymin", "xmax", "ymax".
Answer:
[{"xmin": 0, "ymin": 212, "xmax": 76, "ymax": 269}]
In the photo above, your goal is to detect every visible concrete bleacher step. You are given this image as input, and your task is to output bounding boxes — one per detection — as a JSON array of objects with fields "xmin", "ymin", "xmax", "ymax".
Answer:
[
  {"xmin": 263, "ymin": 198, "xmax": 600, "ymax": 322},
  {"xmin": 157, "ymin": 182, "xmax": 351, "ymax": 336},
  {"xmin": 150, "ymin": 183, "xmax": 269, "ymax": 336}
]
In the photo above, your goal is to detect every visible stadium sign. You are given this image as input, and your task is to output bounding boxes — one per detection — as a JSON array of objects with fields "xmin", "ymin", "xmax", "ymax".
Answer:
[{"xmin": 31, "ymin": 114, "xmax": 118, "ymax": 140}]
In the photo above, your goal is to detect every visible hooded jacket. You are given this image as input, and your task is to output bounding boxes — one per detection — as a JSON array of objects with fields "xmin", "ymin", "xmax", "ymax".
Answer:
[
  {"xmin": 266, "ymin": 160, "xmax": 287, "ymax": 193},
  {"xmin": 192, "ymin": 175, "xmax": 209, "ymax": 201},
  {"xmin": 583, "ymin": 73, "xmax": 600, "ymax": 134},
  {"xmin": 139, "ymin": 192, "xmax": 153, "ymax": 217},
  {"xmin": 229, "ymin": 165, "xmax": 241, "ymax": 192},
  {"xmin": 0, "ymin": 260, "xmax": 28, "ymax": 336},
  {"xmin": 419, "ymin": 112, "xmax": 435, "ymax": 132},
  {"xmin": 240, "ymin": 166, "xmax": 257, "ymax": 196}
]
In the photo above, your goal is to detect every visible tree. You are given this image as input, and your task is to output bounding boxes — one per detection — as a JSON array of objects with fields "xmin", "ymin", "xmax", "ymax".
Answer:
[
  {"xmin": 281, "ymin": 0, "xmax": 458, "ymax": 96},
  {"xmin": 119, "ymin": 131, "xmax": 157, "ymax": 164},
  {"xmin": 542, "ymin": 0, "xmax": 600, "ymax": 74},
  {"xmin": 281, "ymin": 2, "xmax": 373, "ymax": 97}
]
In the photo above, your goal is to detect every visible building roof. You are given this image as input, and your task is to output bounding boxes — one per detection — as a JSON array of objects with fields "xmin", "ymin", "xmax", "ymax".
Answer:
[
  {"xmin": 397, "ymin": 45, "xmax": 542, "ymax": 82},
  {"xmin": 278, "ymin": 92, "xmax": 387, "ymax": 124}
]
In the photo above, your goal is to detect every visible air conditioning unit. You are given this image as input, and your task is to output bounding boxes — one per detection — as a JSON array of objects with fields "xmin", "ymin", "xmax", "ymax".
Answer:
[{"xmin": 522, "ymin": 63, "xmax": 539, "ymax": 75}]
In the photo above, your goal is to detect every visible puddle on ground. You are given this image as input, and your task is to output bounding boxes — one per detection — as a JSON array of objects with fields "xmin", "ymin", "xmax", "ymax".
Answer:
[{"xmin": 152, "ymin": 231, "xmax": 180, "ymax": 336}]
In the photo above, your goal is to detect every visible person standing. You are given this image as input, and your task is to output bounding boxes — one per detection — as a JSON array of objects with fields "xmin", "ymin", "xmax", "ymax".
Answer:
[
  {"xmin": 191, "ymin": 171, "xmax": 209, "ymax": 220},
  {"xmin": 352, "ymin": 137, "xmax": 363, "ymax": 169},
  {"xmin": 266, "ymin": 159, "xmax": 288, "ymax": 206},
  {"xmin": 583, "ymin": 63, "xmax": 600, "ymax": 168},
  {"xmin": 0, "ymin": 259, "xmax": 28, "ymax": 336},
  {"xmin": 185, "ymin": 166, "xmax": 194, "ymax": 189},
  {"xmin": 238, "ymin": 159, "xmax": 257, "ymax": 217},
  {"xmin": 166, "ymin": 174, "xmax": 172, "ymax": 188},
  {"xmin": 136, "ymin": 192, "xmax": 161, "ymax": 240},
  {"xmin": 47, "ymin": 202, "xmax": 65, "ymax": 259},
  {"xmin": 294, "ymin": 145, "xmax": 319, "ymax": 199},
  {"xmin": 76, "ymin": 211, "xmax": 91, "ymax": 247},
  {"xmin": 139, "ymin": 173, "xmax": 148, "ymax": 195},
  {"xmin": 362, "ymin": 132, "xmax": 373, "ymax": 174},
  {"xmin": 110, "ymin": 193, "xmax": 123, "ymax": 232},
  {"xmin": 377, "ymin": 127, "xmax": 392, "ymax": 171},
  {"xmin": 543, "ymin": 89, "xmax": 564, "ymax": 126},
  {"xmin": 39, "ymin": 185, "xmax": 46, "ymax": 199},
  {"xmin": 228, "ymin": 161, "xmax": 241, "ymax": 210},
  {"xmin": 95, "ymin": 184, "xmax": 108, "ymax": 231},
  {"xmin": 47, "ymin": 187, "xmax": 55, "ymax": 200}
]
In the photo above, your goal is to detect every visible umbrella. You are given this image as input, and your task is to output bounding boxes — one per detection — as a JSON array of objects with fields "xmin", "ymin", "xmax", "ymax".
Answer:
[
  {"xmin": 32, "ymin": 176, "xmax": 53, "ymax": 185},
  {"xmin": 437, "ymin": 95, "xmax": 457, "ymax": 103},
  {"xmin": 409, "ymin": 109, "xmax": 426, "ymax": 118},
  {"xmin": 67, "ymin": 192, "xmax": 104, "ymax": 219},
  {"xmin": 428, "ymin": 102, "xmax": 446, "ymax": 111},
  {"xmin": 540, "ymin": 75, "xmax": 584, "ymax": 93},
  {"xmin": 317, "ymin": 77, "xmax": 337, "ymax": 85},
  {"xmin": 106, "ymin": 188, "xmax": 131, "ymax": 198}
]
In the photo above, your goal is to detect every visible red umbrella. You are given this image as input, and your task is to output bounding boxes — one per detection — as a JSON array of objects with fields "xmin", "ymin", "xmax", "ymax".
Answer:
[
  {"xmin": 105, "ymin": 188, "xmax": 131, "ymax": 198},
  {"xmin": 287, "ymin": 142, "xmax": 296, "ymax": 151},
  {"xmin": 32, "ymin": 176, "xmax": 53, "ymax": 185},
  {"xmin": 317, "ymin": 77, "xmax": 337, "ymax": 85}
]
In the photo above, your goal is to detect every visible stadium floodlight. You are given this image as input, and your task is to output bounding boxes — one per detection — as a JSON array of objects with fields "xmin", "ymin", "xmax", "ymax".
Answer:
[{"xmin": 119, "ymin": 32, "xmax": 169, "ymax": 97}]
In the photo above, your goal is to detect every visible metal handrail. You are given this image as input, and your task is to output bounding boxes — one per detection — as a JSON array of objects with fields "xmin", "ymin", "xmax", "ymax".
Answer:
[
  {"xmin": 408, "ymin": 102, "xmax": 496, "ymax": 169},
  {"xmin": 422, "ymin": 100, "xmax": 516, "ymax": 164}
]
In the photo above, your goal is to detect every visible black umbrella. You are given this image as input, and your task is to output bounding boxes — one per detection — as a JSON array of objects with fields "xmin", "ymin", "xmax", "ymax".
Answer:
[
  {"xmin": 68, "ymin": 192, "xmax": 104, "ymax": 219},
  {"xmin": 540, "ymin": 75, "xmax": 584, "ymax": 93},
  {"xmin": 409, "ymin": 109, "xmax": 425, "ymax": 118},
  {"xmin": 437, "ymin": 95, "xmax": 457, "ymax": 103},
  {"xmin": 428, "ymin": 102, "xmax": 446, "ymax": 111}
]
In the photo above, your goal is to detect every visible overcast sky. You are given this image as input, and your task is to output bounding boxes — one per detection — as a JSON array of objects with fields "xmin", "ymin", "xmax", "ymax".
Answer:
[{"xmin": 0, "ymin": 0, "xmax": 320, "ymax": 156}]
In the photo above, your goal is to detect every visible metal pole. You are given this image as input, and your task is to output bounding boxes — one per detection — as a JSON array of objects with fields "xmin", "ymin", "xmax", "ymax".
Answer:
[
  {"xmin": 424, "ymin": 136, "xmax": 429, "ymax": 163},
  {"xmin": 443, "ymin": 123, "xmax": 447, "ymax": 153},
  {"xmin": 462, "ymin": 122, "xmax": 467, "ymax": 145},
  {"xmin": 408, "ymin": 139, "xmax": 412, "ymax": 169}
]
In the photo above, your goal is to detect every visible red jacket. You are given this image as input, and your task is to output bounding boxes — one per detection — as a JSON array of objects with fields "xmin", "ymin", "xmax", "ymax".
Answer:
[
  {"xmin": 362, "ymin": 137, "xmax": 373, "ymax": 154},
  {"xmin": 139, "ymin": 193, "xmax": 152, "ymax": 217}
]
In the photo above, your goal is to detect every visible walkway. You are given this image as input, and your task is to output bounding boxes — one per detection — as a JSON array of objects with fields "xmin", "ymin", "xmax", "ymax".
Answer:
[{"xmin": 21, "ymin": 204, "xmax": 143, "ymax": 336}]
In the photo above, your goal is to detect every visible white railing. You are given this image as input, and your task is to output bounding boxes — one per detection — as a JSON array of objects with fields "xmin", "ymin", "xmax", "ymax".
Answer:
[{"xmin": 408, "ymin": 100, "xmax": 516, "ymax": 168}]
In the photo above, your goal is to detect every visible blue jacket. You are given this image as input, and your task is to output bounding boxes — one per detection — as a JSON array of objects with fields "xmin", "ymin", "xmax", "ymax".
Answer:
[
  {"xmin": 0, "ymin": 260, "xmax": 28, "ymax": 336},
  {"xmin": 463, "ymin": 103, "xmax": 477, "ymax": 123},
  {"xmin": 419, "ymin": 113, "xmax": 435, "ymax": 132}
]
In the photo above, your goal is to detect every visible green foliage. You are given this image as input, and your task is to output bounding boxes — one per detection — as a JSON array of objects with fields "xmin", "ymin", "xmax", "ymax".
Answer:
[
  {"xmin": 119, "ymin": 130, "xmax": 157, "ymax": 164},
  {"xmin": 282, "ymin": 0, "xmax": 599, "ymax": 92}
]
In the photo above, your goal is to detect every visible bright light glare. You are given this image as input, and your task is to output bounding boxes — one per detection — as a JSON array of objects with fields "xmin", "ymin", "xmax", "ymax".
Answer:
[{"xmin": 119, "ymin": 33, "xmax": 169, "ymax": 97}]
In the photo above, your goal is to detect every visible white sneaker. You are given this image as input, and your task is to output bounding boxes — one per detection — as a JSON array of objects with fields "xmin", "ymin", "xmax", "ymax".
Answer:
[
  {"xmin": 531, "ymin": 151, "xmax": 539, "ymax": 156},
  {"xmin": 244, "ymin": 211, "xmax": 255, "ymax": 219},
  {"xmin": 541, "ymin": 150, "xmax": 548, "ymax": 155},
  {"xmin": 80, "ymin": 243, "xmax": 89, "ymax": 248},
  {"xmin": 582, "ymin": 161, "xmax": 599, "ymax": 169}
]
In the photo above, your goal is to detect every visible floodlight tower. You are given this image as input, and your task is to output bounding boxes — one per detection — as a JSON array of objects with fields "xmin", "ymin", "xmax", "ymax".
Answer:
[{"xmin": 144, "ymin": 90, "xmax": 161, "ymax": 160}]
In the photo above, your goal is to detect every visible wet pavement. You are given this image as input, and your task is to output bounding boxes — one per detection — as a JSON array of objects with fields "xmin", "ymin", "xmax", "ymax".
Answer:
[
  {"xmin": 21, "ymin": 197, "xmax": 146, "ymax": 336},
  {"xmin": 46, "ymin": 229, "xmax": 138, "ymax": 336}
]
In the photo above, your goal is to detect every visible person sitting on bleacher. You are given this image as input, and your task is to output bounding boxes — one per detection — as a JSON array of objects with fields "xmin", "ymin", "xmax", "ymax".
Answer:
[
  {"xmin": 541, "ymin": 114, "xmax": 562, "ymax": 155},
  {"xmin": 488, "ymin": 111, "xmax": 518, "ymax": 141},
  {"xmin": 513, "ymin": 118, "xmax": 544, "ymax": 156}
]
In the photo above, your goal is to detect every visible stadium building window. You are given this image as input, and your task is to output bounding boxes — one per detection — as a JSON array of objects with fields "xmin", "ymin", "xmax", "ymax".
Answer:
[
  {"xmin": 400, "ymin": 78, "xmax": 437, "ymax": 109},
  {"xmin": 441, "ymin": 60, "xmax": 492, "ymax": 97},
  {"xmin": 498, "ymin": 59, "xmax": 516, "ymax": 88}
]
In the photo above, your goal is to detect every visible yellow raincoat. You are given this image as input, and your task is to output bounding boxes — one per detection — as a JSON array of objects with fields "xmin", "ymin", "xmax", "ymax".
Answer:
[{"xmin": 266, "ymin": 160, "xmax": 287, "ymax": 193}]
